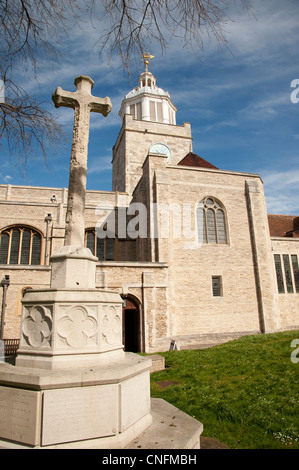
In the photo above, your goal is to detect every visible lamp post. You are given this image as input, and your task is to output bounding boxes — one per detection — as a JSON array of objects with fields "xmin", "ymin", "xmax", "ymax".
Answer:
[
  {"xmin": 0, "ymin": 275, "xmax": 10, "ymax": 340},
  {"xmin": 44, "ymin": 213, "xmax": 52, "ymax": 265}
]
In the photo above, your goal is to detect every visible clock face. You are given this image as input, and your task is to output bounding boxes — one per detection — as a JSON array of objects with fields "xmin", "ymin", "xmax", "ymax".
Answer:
[{"xmin": 149, "ymin": 143, "xmax": 172, "ymax": 162}]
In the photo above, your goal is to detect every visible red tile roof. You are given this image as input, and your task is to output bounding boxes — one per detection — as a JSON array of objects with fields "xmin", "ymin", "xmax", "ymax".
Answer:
[
  {"xmin": 177, "ymin": 152, "xmax": 219, "ymax": 170},
  {"xmin": 268, "ymin": 214, "xmax": 299, "ymax": 237}
]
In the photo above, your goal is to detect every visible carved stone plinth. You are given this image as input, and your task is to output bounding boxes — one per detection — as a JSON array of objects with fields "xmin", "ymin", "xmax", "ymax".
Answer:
[
  {"xmin": 0, "ymin": 283, "xmax": 155, "ymax": 448},
  {"xmin": 16, "ymin": 288, "xmax": 124, "ymax": 370},
  {"xmin": 50, "ymin": 246, "xmax": 98, "ymax": 289}
]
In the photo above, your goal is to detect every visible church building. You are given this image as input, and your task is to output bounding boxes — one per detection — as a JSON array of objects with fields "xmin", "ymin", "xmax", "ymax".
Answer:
[{"xmin": 0, "ymin": 61, "xmax": 299, "ymax": 353}]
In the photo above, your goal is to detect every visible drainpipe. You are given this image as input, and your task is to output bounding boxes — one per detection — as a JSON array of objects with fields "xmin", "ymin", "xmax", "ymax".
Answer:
[
  {"xmin": 0, "ymin": 275, "xmax": 10, "ymax": 340},
  {"xmin": 44, "ymin": 213, "xmax": 53, "ymax": 265}
]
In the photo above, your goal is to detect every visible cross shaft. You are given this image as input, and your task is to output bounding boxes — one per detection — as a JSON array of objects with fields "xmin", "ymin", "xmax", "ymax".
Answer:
[{"xmin": 52, "ymin": 76, "xmax": 112, "ymax": 248}]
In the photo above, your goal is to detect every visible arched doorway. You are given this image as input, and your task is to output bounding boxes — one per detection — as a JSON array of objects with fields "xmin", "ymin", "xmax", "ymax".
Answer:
[{"xmin": 122, "ymin": 296, "xmax": 141, "ymax": 352}]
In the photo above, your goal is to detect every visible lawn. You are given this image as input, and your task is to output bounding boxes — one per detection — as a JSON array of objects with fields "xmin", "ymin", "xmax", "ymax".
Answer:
[{"xmin": 149, "ymin": 330, "xmax": 299, "ymax": 449}]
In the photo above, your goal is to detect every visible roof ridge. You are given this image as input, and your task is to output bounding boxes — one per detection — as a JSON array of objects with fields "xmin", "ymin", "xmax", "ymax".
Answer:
[{"xmin": 178, "ymin": 152, "xmax": 219, "ymax": 170}]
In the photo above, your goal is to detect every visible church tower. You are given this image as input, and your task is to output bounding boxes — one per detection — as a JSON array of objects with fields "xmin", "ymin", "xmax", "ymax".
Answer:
[{"xmin": 112, "ymin": 54, "xmax": 193, "ymax": 195}]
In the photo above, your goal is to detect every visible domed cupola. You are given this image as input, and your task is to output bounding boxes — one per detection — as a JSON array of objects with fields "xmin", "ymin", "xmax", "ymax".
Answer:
[{"xmin": 119, "ymin": 53, "xmax": 177, "ymax": 125}]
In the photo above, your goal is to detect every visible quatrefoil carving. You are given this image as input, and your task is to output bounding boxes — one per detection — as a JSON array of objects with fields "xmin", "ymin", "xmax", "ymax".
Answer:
[
  {"xmin": 57, "ymin": 305, "xmax": 97, "ymax": 348},
  {"xmin": 22, "ymin": 305, "xmax": 52, "ymax": 348},
  {"xmin": 102, "ymin": 306, "xmax": 121, "ymax": 346}
]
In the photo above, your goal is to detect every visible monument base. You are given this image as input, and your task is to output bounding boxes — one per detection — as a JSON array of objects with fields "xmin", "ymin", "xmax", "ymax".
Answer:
[
  {"xmin": 0, "ymin": 353, "xmax": 153, "ymax": 448},
  {"xmin": 0, "ymin": 398, "xmax": 203, "ymax": 449},
  {"xmin": 0, "ymin": 253, "xmax": 203, "ymax": 449}
]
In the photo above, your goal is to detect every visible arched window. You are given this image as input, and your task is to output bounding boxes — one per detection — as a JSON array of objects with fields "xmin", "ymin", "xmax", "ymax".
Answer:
[
  {"xmin": 0, "ymin": 226, "xmax": 42, "ymax": 265},
  {"xmin": 197, "ymin": 197, "xmax": 228, "ymax": 244},
  {"xmin": 85, "ymin": 229, "xmax": 114, "ymax": 261}
]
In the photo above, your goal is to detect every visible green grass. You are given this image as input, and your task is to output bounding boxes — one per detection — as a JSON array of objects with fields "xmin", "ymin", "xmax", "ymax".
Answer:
[{"xmin": 149, "ymin": 330, "xmax": 299, "ymax": 449}]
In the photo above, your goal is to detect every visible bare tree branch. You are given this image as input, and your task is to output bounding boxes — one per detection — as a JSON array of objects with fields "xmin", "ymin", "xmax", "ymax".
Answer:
[
  {"xmin": 99, "ymin": 0, "xmax": 252, "ymax": 74},
  {"xmin": 0, "ymin": 78, "xmax": 65, "ymax": 172},
  {"xmin": 0, "ymin": 0, "xmax": 86, "ymax": 169},
  {"xmin": 0, "ymin": 0, "xmax": 253, "ymax": 169}
]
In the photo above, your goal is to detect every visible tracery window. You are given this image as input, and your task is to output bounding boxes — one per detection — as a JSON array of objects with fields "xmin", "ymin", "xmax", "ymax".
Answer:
[
  {"xmin": 274, "ymin": 254, "xmax": 299, "ymax": 294},
  {"xmin": 197, "ymin": 197, "xmax": 228, "ymax": 244},
  {"xmin": 0, "ymin": 226, "xmax": 42, "ymax": 265},
  {"xmin": 85, "ymin": 229, "xmax": 114, "ymax": 261}
]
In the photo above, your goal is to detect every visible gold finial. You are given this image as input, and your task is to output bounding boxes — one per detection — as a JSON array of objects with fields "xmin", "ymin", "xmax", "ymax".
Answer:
[{"xmin": 141, "ymin": 52, "xmax": 154, "ymax": 72}]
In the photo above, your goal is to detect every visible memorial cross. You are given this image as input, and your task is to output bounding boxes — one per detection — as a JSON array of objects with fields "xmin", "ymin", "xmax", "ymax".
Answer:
[{"xmin": 52, "ymin": 76, "xmax": 112, "ymax": 248}]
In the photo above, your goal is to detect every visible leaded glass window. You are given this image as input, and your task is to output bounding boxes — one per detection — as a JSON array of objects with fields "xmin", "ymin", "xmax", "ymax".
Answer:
[
  {"xmin": 291, "ymin": 255, "xmax": 299, "ymax": 293},
  {"xmin": 85, "ymin": 229, "xmax": 114, "ymax": 261},
  {"xmin": 0, "ymin": 226, "xmax": 41, "ymax": 265},
  {"xmin": 212, "ymin": 276, "xmax": 222, "ymax": 296},
  {"xmin": 197, "ymin": 197, "xmax": 228, "ymax": 244},
  {"xmin": 283, "ymin": 254, "xmax": 294, "ymax": 293},
  {"xmin": 274, "ymin": 254, "xmax": 285, "ymax": 293},
  {"xmin": 274, "ymin": 253, "xmax": 299, "ymax": 295}
]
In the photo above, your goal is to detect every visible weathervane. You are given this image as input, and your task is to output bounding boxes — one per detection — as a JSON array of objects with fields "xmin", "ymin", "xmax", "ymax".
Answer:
[{"xmin": 141, "ymin": 52, "xmax": 154, "ymax": 72}]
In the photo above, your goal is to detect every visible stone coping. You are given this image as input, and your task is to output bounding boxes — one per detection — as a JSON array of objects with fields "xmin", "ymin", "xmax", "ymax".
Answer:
[
  {"xmin": 0, "ymin": 352, "xmax": 151, "ymax": 391},
  {"xmin": 126, "ymin": 398, "xmax": 203, "ymax": 449}
]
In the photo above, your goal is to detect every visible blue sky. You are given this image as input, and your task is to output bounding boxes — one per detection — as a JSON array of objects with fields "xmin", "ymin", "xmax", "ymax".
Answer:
[{"xmin": 0, "ymin": 0, "xmax": 299, "ymax": 215}]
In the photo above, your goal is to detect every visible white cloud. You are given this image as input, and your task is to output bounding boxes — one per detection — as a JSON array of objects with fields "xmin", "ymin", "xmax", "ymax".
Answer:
[
  {"xmin": 224, "ymin": 1, "xmax": 299, "ymax": 57},
  {"xmin": 88, "ymin": 155, "xmax": 112, "ymax": 174},
  {"xmin": 0, "ymin": 173, "xmax": 12, "ymax": 183},
  {"xmin": 261, "ymin": 169, "xmax": 299, "ymax": 215},
  {"xmin": 205, "ymin": 118, "xmax": 239, "ymax": 130},
  {"xmin": 239, "ymin": 93, "xmax": 291, "ymax": 121}
]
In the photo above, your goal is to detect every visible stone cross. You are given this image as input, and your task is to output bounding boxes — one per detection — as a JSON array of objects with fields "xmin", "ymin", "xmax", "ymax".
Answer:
[{"xmin": 52, "ymin": 76, "xmax": 112, "ymax": 248}]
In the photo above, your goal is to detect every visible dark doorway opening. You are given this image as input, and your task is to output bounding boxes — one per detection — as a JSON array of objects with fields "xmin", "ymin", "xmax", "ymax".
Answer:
[{"xmin": 122, "ymin": 297, "xmax": 141, "ymax": 352}]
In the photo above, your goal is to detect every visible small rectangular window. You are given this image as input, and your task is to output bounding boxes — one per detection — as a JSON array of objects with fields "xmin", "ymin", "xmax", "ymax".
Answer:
[
  {"xmin": 212, "ymin": 276, "xmax": 222, "ymax": 297},
  {"xmin": 274, "ymin": 254, "xmax": 285, "ymax": 293}
]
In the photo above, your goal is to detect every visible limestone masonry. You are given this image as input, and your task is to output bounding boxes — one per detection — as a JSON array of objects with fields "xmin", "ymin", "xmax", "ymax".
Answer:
[{"xmin": 0, "ymin": 66, "xmax": 298, "ymax": 352}]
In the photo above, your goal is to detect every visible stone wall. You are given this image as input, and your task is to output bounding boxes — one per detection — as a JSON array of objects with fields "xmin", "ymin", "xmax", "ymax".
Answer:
[
  {"xmin": 112, "ymin": 114, "xmax": 192, "ymax": 194},
  {"xmin": 271, "ymin": 237, "xmax": 299, "ymax": 330},
  {"xmin": 0, "ymin": 185, "xmax": 129, "ymax": 340},
  {"xmin": 0, "ymin": 156, "xmax": 298, "ymax": 351},
  {"xmin": 95, "ymin": 261, "xmax": 169, "ymax": 352},
  {"xmin": 132, "ymin": 153, "xmax": 286, "ymax": 350}
]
